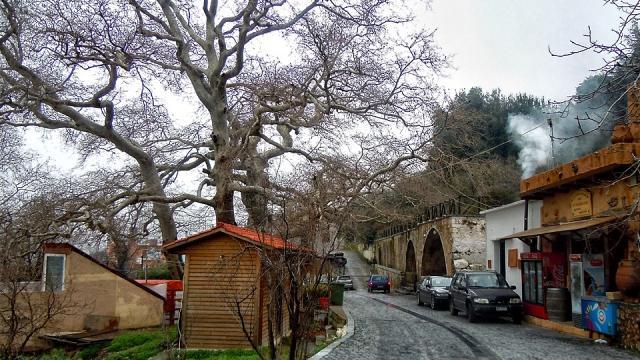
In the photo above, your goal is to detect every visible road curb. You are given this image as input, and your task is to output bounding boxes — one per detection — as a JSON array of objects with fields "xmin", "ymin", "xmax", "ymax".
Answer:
[{"xmin": 309, "ymin": 303, "xmax": 355, "ymax": 359}]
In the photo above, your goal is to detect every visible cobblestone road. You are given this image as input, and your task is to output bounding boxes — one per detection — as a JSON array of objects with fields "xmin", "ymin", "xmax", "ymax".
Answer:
[{"xmin": 323, "ymin": 251, "xmax": 638, "ymax": 360}]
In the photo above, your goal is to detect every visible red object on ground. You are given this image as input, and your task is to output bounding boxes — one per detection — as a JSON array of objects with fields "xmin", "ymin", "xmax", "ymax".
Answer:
[
  {"xmin": 319, "ymin": 296, "xmax": 329, "ymax": 310},
  {"xmin": 136, "ymin": 280, "xmax": 183, "ymax": 324}
]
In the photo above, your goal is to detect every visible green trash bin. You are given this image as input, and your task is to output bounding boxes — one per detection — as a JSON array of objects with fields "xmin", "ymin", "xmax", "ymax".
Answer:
[{"xmin": 330, "ymin": 283, "xmax": 345, "ymax": 306}]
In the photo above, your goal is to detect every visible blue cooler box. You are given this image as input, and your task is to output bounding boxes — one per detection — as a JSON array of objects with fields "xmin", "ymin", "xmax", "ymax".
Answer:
[{"xmin": 581, "ymin": 296, "xmax": 618, "ymax": 336}]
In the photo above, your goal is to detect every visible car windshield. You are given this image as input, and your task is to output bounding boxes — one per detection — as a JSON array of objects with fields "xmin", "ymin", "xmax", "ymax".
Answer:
[
  {"xmin": 338, "ymin": 276, "xmax": 351, "ymax": 280},
  {"xmin": 371, "ymin": 275, "xmax": 387, "ymax": 281},
  {"xmin": 467, "ymin": 273, "xmax": 509, "ymax": 288},
  {"xmin": 431, "ymin": 277, "xmax": 452, "ymax": 287}
]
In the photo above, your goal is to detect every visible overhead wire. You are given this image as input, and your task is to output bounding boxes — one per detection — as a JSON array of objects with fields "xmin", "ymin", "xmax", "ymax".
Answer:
[{"xmin": 420, "ymin": 121, "xmax": 548, "ymax": 178}]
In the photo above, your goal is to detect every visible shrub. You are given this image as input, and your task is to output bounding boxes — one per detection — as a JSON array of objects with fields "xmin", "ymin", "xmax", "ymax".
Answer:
[{"xmin": 77, "ymin": 343, "xmax": 108, "ymax": 359}]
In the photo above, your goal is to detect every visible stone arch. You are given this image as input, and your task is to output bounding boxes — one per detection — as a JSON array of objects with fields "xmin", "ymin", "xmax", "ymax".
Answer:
[
  {"xmin": 421, "ymin": 228, "xmax": 446, "ymax": 276},
  {"xmin": 405, "ymin": 240, "xmax": 417, "ymax": 289}
]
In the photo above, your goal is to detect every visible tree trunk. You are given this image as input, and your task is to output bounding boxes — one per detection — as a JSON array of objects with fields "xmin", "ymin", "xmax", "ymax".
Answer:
[
  {"xmin": 138, "ymin": 158, "xmax": 183, "ymax": 278},
  {"xmin": 241, "ymin": 142, "xmax": 270, "ymax": 227}
]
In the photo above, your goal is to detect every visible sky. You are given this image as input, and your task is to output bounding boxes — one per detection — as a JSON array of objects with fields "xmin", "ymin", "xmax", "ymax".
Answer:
[
  {"xmin": 421, "ymin": 0, "xmax": 623, "ymax": 101},
  {"xmin": 26, "ymin": 0, "xmax": 626, "ymax": 170}
]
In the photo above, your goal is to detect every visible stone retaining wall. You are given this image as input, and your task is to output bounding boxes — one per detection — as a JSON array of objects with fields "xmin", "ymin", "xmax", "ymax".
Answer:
[{"xmin": 618, "ymin": 301, "xmax": 640, "ymax": 350}]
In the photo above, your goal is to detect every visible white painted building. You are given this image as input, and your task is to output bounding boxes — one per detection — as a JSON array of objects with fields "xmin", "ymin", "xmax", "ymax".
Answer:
[{"xmin": 480, "ymin": 200, "xmax": 542, "ymax": 297}]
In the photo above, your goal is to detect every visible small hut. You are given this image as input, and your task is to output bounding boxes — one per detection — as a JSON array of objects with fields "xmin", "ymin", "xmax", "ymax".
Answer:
[{"xmin": 164, "ymin": 223, "xmax": 308, "ymax": 349}]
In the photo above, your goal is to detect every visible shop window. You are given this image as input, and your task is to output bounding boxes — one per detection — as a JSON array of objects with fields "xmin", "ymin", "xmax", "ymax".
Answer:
[{"xmin": 43, "ymin": 254, "xmax": 65, "ymax": 292}]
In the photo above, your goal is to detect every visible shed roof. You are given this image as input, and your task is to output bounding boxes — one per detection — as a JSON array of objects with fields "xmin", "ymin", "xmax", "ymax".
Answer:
[
  {"xmin": 163, "ymin": 223, "xmax": 307, "ymax": 253},
  {"xmin": 43, "ymin": 243, "xmax": 165, "ymax": 301}
]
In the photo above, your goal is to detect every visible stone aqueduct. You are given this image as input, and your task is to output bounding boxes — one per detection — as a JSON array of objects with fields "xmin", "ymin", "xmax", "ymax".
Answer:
[{"xmin": 373, "ymin": 216, "xmax": 486, "ymax": 288}]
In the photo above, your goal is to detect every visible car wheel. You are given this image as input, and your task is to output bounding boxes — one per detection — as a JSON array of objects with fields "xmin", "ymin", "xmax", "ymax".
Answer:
[
  {"xmin": 512, "ymin": 314, "xmax": 522, "ymax": 324},
  {"xmin": 430, "ymin": 295, "xmax": 436, "ymax": 310},
  {"xmin": 418, "ymin": 293, "xmax": 424, "ymax": 306},
  {"xmin": 449, "ymin": 300, "xmax": 458, "ymax": 316},
  {"xmin": 466, "ymin": 303, "xmax": 477, "ymax": 323}
]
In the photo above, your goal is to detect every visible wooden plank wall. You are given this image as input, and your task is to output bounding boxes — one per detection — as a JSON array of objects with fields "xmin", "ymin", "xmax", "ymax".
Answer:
[
  {"xmin": 260, "ymin": 269, "xmax": 293, "ymax": 345},
  {"xmin": 181, "ymin": 235, "xmax": 260, "ymax": 348}
]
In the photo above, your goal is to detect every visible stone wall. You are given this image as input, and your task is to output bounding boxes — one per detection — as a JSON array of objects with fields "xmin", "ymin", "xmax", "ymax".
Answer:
[
  {"xmin": 373, "ymin": 216, "xmax": 486, "ymax": 278},
  {"xmin": 450, "ymin": 217, "xmax": 486, "ymax": 271},
  {"xmin": 618, "ymin": 301, "xmax": 640, "ymax": 350}
]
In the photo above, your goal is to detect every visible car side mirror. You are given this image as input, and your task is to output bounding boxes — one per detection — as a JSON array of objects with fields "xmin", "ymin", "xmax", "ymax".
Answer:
[{"xmin": 510, "ymin": 285, "xmax": 516, "ymax": 290}]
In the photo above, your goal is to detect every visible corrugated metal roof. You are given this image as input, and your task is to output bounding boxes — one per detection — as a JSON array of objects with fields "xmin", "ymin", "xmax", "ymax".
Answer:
[{"xmin": 499, "ymin": 216, "xmax": 619, "ymax": 240}]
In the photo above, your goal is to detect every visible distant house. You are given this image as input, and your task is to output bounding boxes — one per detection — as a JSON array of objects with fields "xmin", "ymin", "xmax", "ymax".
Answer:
[
  {"xmin": 4, "ymin": 243, "xmax": 165, "ymax": 350},
  {"xmin": 164, "ymin": 223, "xmax": 308, "ymax": 349},
  {"xmin": 481, "ymin": 200, "xmax": 542, "ymax": 297}
]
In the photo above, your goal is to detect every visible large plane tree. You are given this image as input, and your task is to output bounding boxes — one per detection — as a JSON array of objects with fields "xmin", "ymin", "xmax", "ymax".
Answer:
[{"xmin": 0, "ymin": 0, "xmax": 446, "ymax": 276}]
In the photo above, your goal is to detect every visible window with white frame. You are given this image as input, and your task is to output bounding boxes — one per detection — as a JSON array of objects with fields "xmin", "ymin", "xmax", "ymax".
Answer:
[{"xmin": 43, "ymin": 254, "xmax": 65, "ymax": 292}]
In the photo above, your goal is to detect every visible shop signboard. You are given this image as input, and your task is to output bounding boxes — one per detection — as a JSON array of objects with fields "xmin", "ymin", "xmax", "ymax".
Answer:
[
  {"xmin": 570, "ymin": 190, "xmax": 592, "ymax": 219},
  {"xmin": 582, "ymin": 296, "xmax": 618, "ymax": 336}
]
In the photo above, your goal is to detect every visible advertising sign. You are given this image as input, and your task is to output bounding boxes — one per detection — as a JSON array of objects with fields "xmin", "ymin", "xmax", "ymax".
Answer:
[
  {"xmin": 582, "ymin": 297, "xmax": 618, "ymax": 336},
  {"xmin": 583, "ymin": 254, "xmax": 606, "ymax": 296},
  {"xmin": 569, "ymin": 254, "xmax": 584, "ymax": 314}
]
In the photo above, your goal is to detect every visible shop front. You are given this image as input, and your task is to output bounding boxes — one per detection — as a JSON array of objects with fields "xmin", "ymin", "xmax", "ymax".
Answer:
[
  {"xmin": 495, "ymin": 84, "xmax": 640, "ymax": 349},
  {"xmin": 503, "ymin": 216, "xmax": 625, "ymax": 327},
  {"xmin": 500, "ymin": 84, "xmax": 640, "ymax": 345}
]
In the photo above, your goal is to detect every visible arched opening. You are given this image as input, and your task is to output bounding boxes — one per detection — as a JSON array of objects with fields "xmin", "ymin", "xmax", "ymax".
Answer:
[
  {"xmin": 421, "ymin": 228, "xmax": 446, "ymax": 276},
  {"xmin": 405, "ymin": 240, "xmax": 417, "ymax": 290}
]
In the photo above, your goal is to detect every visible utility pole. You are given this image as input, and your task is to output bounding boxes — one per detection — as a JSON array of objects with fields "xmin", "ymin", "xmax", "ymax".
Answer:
[{"xmin": 548, "ymin": 118, "xmax": 556, "ymax": 168}]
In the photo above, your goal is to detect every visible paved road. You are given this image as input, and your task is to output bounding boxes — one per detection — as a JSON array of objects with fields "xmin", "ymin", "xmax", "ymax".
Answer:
[{"xmin": 325, "ymin": 251, "xmax": 638, "ymax": 360}]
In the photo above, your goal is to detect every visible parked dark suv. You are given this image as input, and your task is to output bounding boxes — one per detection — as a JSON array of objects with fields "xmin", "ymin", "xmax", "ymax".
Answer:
[{"xmin": 448, "ymin": 271, "xmax": 523, "ymax": 323}]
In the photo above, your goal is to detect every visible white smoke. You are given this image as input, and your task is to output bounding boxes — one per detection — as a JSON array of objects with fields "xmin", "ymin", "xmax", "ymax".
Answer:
[
  {"xmin": 507, "ymin": 114, "xmax": 552, "ymax": 178},
  {"xmin": 507, "ymin": 108, "xmax": 612, "ymax": 178},
  {"xmin": 508, "ymin": 75, "xmax": 619, "ymax": 178}
]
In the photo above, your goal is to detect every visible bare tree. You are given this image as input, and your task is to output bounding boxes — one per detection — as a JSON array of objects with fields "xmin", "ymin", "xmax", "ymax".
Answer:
[
  {"xmin": 548, "ymin": 0, "xmax": 640, "ymax": 138},
  {"xmin": 0, "ymin": 0, "xmax": 446, "ymax": 279},
  {"xmin": 0, "ymin": 194, "xmax": 81, "ymax": 358}
]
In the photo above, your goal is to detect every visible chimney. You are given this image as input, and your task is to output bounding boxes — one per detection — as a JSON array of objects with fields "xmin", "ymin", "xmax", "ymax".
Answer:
[{"xmin": 629, "ymin": 82, "xmax": 640, "ymax": 123}]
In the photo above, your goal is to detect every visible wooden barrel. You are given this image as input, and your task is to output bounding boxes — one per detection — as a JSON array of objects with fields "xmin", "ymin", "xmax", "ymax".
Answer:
[{"xmin": 546, "ymin": 288, "xmax": 570, "ymax": 322}]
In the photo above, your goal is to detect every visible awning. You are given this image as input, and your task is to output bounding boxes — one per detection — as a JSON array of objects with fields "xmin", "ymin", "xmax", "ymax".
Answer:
[{"xmin": 499, "ymin": 216, "xmax": 619, "ymax": 240}]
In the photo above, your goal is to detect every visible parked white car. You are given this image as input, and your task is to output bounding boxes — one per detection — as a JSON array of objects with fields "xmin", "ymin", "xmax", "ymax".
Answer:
[{"xmin": 333, "ymin": 275, "xmax": 354, "ymax": 290}]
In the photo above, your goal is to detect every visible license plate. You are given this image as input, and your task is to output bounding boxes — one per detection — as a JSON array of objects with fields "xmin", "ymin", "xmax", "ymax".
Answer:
[{"xmin": 496, "ymin": 306, "xmax": 508, "ymax": 311}]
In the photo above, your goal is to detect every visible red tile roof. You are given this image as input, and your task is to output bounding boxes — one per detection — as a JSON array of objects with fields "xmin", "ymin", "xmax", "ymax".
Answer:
[{"xmin": 163, "ymin": 223, "xmax": 307, "ymax": 252}]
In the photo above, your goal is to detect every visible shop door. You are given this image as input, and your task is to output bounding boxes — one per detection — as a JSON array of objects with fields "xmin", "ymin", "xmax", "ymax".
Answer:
[{"xmin": 522, "ymin": 259, "xmax": 546, "ymax": 319}]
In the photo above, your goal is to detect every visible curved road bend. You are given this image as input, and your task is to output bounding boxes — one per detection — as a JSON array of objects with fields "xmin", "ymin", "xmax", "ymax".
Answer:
[{"xmin": 323, "ymin": 251, "xmax": 638, "ymax": 360}]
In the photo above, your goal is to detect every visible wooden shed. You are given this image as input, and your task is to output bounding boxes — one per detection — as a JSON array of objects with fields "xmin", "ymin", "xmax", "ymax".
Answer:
[{"xmin": 164, "ymin": 223, "xmax": 307, "ymax": 349}]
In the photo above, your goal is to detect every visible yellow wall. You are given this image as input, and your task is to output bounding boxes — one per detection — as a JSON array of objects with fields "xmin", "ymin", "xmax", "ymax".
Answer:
[
  {"xmin": 62, "ymin": 250, "xmax": 164, "ymax": 329},
  {"xmin": 1, "ymin": 248, "xmax": 164, "ymax": 351}
]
